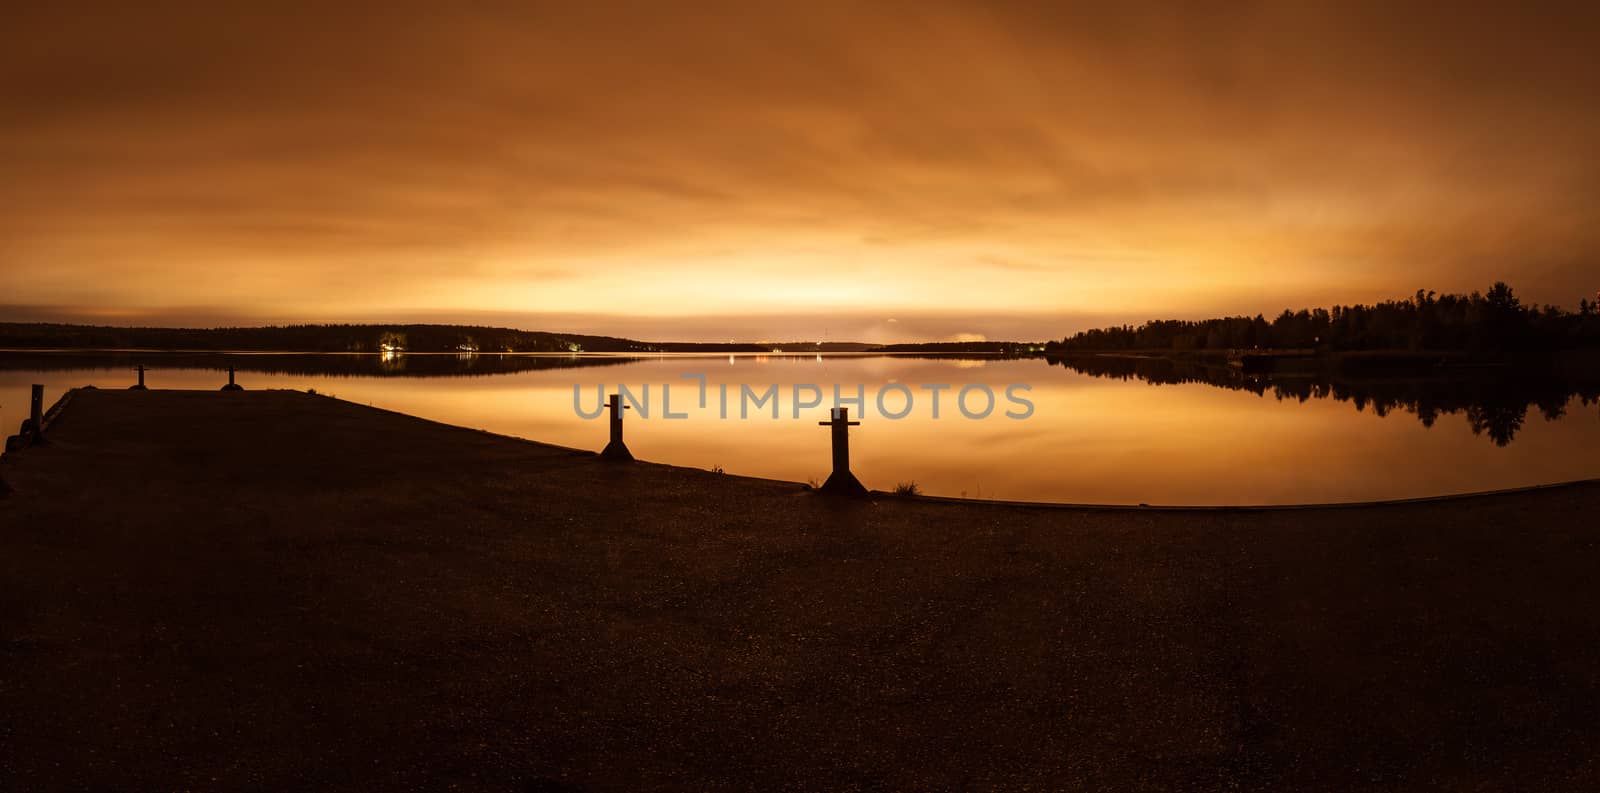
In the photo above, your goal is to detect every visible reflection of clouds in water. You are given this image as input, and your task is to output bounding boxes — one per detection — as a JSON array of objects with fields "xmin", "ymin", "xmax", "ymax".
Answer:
[{"xmin": 4, "ymin": 353, "xmax": 1598, "ymax": 505}]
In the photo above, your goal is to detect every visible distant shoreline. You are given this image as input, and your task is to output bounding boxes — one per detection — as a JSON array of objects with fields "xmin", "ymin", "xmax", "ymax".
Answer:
[{"xmin": 0, "ymin": 321, "xmax": 1034, "ymax": 355}]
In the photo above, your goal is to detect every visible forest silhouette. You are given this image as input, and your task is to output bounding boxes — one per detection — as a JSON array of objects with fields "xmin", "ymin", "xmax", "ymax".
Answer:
[{"xmin": 1052, "ymin": 283, "xmax": 1600, "ymax": 352}]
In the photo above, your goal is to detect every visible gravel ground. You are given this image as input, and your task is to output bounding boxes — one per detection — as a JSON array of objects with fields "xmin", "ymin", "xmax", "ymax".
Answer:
[{"xmin": 2, "ymin": 388, "xmax": 1598, "ymax": 791}]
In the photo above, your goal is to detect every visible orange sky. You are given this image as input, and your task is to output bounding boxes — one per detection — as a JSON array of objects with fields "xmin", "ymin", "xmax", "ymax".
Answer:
[{"xmin": 2, "ymin": 2, "xmax": 1597, "ymax": 341}]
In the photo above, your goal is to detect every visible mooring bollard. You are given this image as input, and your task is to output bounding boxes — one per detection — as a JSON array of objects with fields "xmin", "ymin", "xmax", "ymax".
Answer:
[
  {"xmin": 129, "ymin": 364, "xmax": 148, "ymax": 391},
  {"xmin": 599, "ymin": 393, "xmax": 634, "ymax": 461},
  {"xmin": 221, "ymin": 366, "xmax": 243, "ymax": 391},
  {"xmin": 27, "ymin": 384, "xmax": 48, "ymax": 446},
  {"xmin": 816, "ymin": 407, "xmax": 866, "ymax": 496}
]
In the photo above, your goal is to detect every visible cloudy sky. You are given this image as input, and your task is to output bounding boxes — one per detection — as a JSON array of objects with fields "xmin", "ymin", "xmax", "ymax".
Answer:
[{"xmin": 2, "ymin": 2, "xmax": 1596, "ymax": 341}]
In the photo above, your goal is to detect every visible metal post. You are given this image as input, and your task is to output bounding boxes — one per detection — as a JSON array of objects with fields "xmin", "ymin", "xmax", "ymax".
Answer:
[
  {"xmin": 221, "ymin": 366, "xmax": 243, "ymax": 391},
  {"xmin": 28, "ymin": 384, "xmax": 47, "ymax": 445},
  {"xmin": 130, "ymin": 365, "xmax": 148, "ymax": 391},
  {"xmin": 599, "ymin": 394, "xmax": 633, "ymax": 461},
  {"xmin": 816, "ymin": 407, "xmax": 865, "ymax": 496}
]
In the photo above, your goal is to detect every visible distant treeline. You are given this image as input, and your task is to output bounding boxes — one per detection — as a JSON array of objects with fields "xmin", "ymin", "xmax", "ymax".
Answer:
[
  {"xmin": 872, "ymin": 341, "xmax": 1041, "ymax": 355},
  {"xmin": 0, "ymin": 323, "xmax": 913, "ymax": 354},
  {"xmin": 0, "ymin": 350, "xmax": 644, "ymax": 378},
  {"xmin": 0, "ymin": 323, "xmax": 648, "ymax": 352},
  {"xmin": 0, "ymin": 322, "xmax": 1030, "ymax": 354},
  {"xmin": 0, "ymin": 323, "xmax": 847, "ymax": 353},
  {"xmin": 1053, "ymin": 283, "xmax": 1600, "ymax": 353}
]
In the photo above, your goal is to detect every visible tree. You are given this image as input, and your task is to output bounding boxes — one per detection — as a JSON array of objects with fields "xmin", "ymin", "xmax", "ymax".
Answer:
[{"xmin": 1057, "ymin": 282, "xmax": 1593, "ymax": 353}]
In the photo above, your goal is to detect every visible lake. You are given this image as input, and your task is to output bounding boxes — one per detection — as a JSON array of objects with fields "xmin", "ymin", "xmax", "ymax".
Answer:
[{"xmin": 3, "ymin": 351, "xmax": 1597, "ymax": 505}]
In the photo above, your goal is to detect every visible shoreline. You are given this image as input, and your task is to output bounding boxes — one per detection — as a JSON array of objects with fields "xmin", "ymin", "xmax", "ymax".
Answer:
[
  {"xmin": 13, "ymin": 386, "xmax": 1597, "ymax": 510},
  {"xmin": 4, "ymin": 388, "xmax": 1599, "ymax": 788},
  {"xmin": 232, "ymin": 389, "xmax": 1600, "ymax": 512}
]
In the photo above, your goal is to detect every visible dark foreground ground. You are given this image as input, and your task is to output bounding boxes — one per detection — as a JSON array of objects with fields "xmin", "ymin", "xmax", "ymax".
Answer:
[{"xmin": 2, "ymin": 389, "xmax": 1598, "ymax": 791}]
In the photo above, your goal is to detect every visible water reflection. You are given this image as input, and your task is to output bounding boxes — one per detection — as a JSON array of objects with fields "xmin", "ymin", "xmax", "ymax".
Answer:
[
  {"xmin": 1048, "ymin": 353, "xmax": 1600, "ymax": 447},
  {"xmin": 3, "ymin": 351, "xmax": 1597, "ymax": 504}
]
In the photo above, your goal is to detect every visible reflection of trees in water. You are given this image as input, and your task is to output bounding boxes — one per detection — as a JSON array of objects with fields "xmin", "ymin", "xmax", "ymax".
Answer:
[
  {"xmin": 0, "ymin": 352, "xmax": 644, "ymax": 379},
  {"xmin": 1048, "ymin": 354, "xmax": 1600, "ymax": 447},
  {"xmin": 1465, "ymin": 404, "xmax": 1525, "ymax": 447}
]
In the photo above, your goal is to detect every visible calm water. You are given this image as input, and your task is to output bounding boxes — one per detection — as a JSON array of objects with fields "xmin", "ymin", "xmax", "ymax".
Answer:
[{"xmin": 3, "ymin": 352, "xmax": 1597, "ymax": 505}]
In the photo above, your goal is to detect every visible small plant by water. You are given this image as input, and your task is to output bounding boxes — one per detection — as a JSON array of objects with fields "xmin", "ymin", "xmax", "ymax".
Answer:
[{"xmin": 894, "ymin": 481, "xmax": 921, "ymax": 496}]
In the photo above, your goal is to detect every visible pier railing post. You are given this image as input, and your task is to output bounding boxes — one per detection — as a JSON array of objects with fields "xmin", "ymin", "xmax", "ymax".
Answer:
[
  {"xmin": 599, "ymin": 394, "xmax": 634, "ymax": 461},
  {"xmin": 221, "ymin": 366, "xmax": 243, "ymax": 391},
  {"xmin": 130, "ymin": 365, "xmax": 148, "ymax": 391},
  {"xmin": 28, "ymin": 384, "xmax": 47, "ymax": 446},
  {"xmin": 816, "ymin": 407, "xmax": 866, "ymax": 496}
]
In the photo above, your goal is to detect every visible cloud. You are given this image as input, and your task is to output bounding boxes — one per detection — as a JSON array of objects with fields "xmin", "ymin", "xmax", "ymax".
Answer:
[{"xmin": 2, "ymin": 2, "xmax": 1598, "ymax": 339}]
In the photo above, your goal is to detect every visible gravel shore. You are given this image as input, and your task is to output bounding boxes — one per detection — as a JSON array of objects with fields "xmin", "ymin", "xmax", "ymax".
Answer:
[{"xmin": 3, "ymin": 389, "xmax": 1598, "ymax": 790}]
